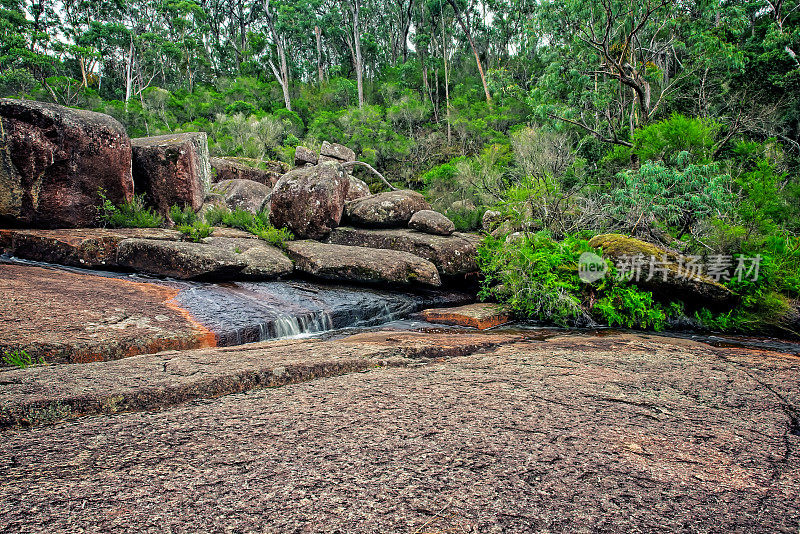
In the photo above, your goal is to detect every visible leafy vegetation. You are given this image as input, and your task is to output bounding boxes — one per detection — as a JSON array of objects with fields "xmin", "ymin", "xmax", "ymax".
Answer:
[
  {"xmin": 4, "ymin": 0, "xmax": 799, "ymax": 334},
  {"xmin": 2, "ymin": 349, "xmax": 45, "ymax": 369},
  {"xmin": 97, "ymin": 190, "xmax": 164, "ymax": 229},
  {"xmin": 204, "ymin": 207, "xmax": 294, "ymax": 247}
]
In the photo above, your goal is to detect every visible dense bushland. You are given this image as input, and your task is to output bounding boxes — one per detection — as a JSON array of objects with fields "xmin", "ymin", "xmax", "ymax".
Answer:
[{"xmin": 3, "ymin": 0, "xmax": 799, "ymax": 333}]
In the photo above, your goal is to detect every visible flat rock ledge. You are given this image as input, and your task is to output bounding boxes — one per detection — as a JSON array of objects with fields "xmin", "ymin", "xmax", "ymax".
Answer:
[
  {"xmin": 1, "ymin": 227, "xmax": 293, "ymax": 280},
  {"xmin": 325, "ymin": 226, "xmax": 481, "ymax": 277},
  {"xmin": 0, "ymin": 331, "xmax": 519, "ymax": 428},
  {"xmin": 286, "ymin": 240, "xmax": 442, "ymax": 287},
  {"xmin": 421, "ymin": 303, "xmax": 512, "ymax": 329}
]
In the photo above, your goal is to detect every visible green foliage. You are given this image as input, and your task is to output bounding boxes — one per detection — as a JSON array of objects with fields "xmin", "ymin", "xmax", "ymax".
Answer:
[
  {"xmin": 97, "ymin": 189, "xmax": 163, "ymax": 228},
  {"xmin": 632, "ymin": 114, "xmax": 719, "ymax": 163},
  {"xmin": 593, "ymin": 284, "xmax": 670, "ymax": 330},
  {"xmin": 445, "ymin": 206, "xmax": 485, "ymax": 232},
  {"xmin": 610, "ymin": 153, "xmax": 733, "ymax": 237},
  {"xmin": 169, "ymin": 204, "xmax": 200, "ymax": 226},
  {"xmin": 478, "ymin": 232, "xmax": 587, "ymax": 326},
  {"xmin": 203, "ymin": 207, "xmax": 293, "ymax": 247},
  {"xmin": 2, "ymin": 349, "xmax": 45, "ymax": 368},
  {"xmin": 479, "ymin": 231, "xmax": 677, "ymax": 330}
]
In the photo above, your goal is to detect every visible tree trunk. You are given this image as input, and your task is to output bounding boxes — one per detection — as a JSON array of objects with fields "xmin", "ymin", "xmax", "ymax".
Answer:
[
  {"xmin": 447, "ymin": 0, "xmax": 491, "ymax": 104},
  {"xmin": 353, "ymin": 2, "xmax": 365, "ymax": 108},
  {"xmin": 315, "ymin": 25, "xmax": 324, "ymax": 84}
]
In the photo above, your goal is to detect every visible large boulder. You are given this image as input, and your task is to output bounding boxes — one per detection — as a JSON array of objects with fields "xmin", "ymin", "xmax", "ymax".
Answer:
[
  {"xmin": 319, "ymin": 141, "xmax": 355, "ymax": 163},
  {"xmin": 203, "ymin": 237, "xmax": 293, "ymax": 279},
  {"xmin": 325, "ymin": 227, "xmax": 480, "ymax": 277},
  {"xmin": 409, "ymin": 210, "xmax": 455, "ymax": 236},
  {"xmin": 0, "ymin": 98, "xmax": 134, "ymax": 228},
  {"xmin": 346, "ymin": 175, "xmax": 372, "ymax": 201},
  {"xmin": 269, "ymin": 162, "xmax": 349, "ymax": 240},
  {"xmin": 212, "ymin": 179, "xmax": 271, "ymax": 214},
  {"xmin": 294, "ymin": 146, "xmax": 318, "ymax": 167},
  {"xmin": 285, "ymin": 240, "xmax": 441, "ymax": 287},
  {"xmin": 131, "ymin": 132, "xmax": 211, "ymax": 217},
  {"xmin": 587, "ymin": 234, "xmax": 737, "ymax": 308},
  {"xmin": 116, "ymin": 238, "xmax": 246, "ymax": 280},
  {"xmin": 345, "ymin": 190, "xmax": 430, "ymax": 228},
  {"xmin": 210, "ymin": 157, "xmax": 287, "ymax": 187}
]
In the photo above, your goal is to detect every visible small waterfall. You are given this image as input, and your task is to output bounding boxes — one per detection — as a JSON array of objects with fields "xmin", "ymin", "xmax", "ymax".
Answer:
[{"xmin": 171, "ymin": 280, "xmax": 469, "ymax": 347}]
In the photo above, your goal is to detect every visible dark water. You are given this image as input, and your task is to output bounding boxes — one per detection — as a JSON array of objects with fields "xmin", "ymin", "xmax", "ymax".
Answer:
[{"xmin": 3, "ymin": 255, "xmax": 798, "ymax": 355}]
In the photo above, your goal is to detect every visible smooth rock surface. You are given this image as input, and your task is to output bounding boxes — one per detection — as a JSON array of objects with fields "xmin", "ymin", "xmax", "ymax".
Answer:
[
  {"xmin": 116, "ymin": 238, "xmax": 247, "ymax": 279},
  {"xmin": 420, "ymin": 303, "xmax": 511, "ymax": 329},
  {"xmin": 0, "ymin": 263, "xmax": 215, "ymax": 364},
  {"xmin": 203, "ymin": 236, "xmax": 293, "ymax": 278},
  {"xmin": 285, "ymin": 240, "xmax": 441, "ymax": 287},
  {"xmin": 0, "ymin": 98, "xmax": 134, "ymax": 228},
  {"xmin": 588, "ymin": 233, "xmax": 737, "ymax": 308},
  {"xmin": 346, "ymin": 190, "xmax": 430, "ymax": 228},
  {"xmin": 409, "ymin": 209, "xmax": 455, "ymax": 236},
  {"xmin": 210, "ymin": 157, "xmax": 286, "ymax": 187},
  {"xmin": 131, "ymin": 132, "xmax": 211, "ymax": 216},
  {"xmin": 269, "ymin": 162, "xmax": 349, "ymax": 240},
  {"xmin": 325, "ymin": 226, "xmax": 480, "ymax": 276},
  {"xmin": 319, "ymin": 141, "xmax": 355, "ymax": 163},
  {"xmin": 212, "ymin": 178, "xmax": 271, "ymax": 214}
]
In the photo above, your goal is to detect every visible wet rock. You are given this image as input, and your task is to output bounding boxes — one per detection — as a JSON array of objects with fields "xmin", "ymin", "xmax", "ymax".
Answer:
[
  {"xmin": 285, "ymin": 240, "xmax": 441, "ymax": 287},
  {"xmin": 409, "ymin": 210, "xmax": 455, "ymax": 236},
  {"xmin": 319, "ymin": 141, "xmax": 355, "ymax": 163},
  {"xmin": 212, "ymin": 179, "xmax": 271, "ymax": 214},
  {"xmin": 116, "ymin": 238, "xmax": 247, "ymax": 280},
  {"xmin": 345, "ymin": 190, "xmax": 430, "ymax": 228},
  {"xmin": 3, "ymin": 227, "xmax": 181, "ymax": 268},
  {"xmin": 482, "ymin": 210, "xmax": 503, "ymax": 232},
  {"xmin": 203, "ymin": 237, "xmax": 293, "ymax": 279},
  {"xmin": 269, "ymin": 162, "xmax": 349, "ymax": 240},
  {"xmin": 0, "ymin": 98, "xmax": 134, "ymax": 228},
  {"xmin": 588, "ymin": 233, "xmax": 737, "ymax": 308},
  {"xmin": 210, "ymin": 157, "xmax": 286, "ymax": 187},
  {"xmin": 325, "ymin": 226, "xmax": 480, "ymax": 277},
  {"xmin": 347, "ymin": 175, "xmax": 372, "ymax": 201},
  {"xmin": 420, "ymin": 303, "xmax": 512, "ymax": 329},
  {"xmin": 131, "ymin": 132, "xmax": 211, "ymax": 217},
  {"xmin": 294, "ymin": 146, "xmax": 318, "ymax": 166}
]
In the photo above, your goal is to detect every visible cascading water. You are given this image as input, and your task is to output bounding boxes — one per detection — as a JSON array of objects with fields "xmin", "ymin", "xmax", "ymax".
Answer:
[{"xmin": 171, "ymin": 279, "xmax": 461, "ymax": 345}]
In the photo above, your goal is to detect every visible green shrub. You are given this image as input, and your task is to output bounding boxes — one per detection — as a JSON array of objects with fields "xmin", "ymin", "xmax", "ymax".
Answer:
[
  {"xmin": 178, "ymin": 222, "xmax": 213, "ymax": 242},
  {"xmin": 445, "ymin": 206, "xmax": 486, "ymax": 232},
  {"xmin": 478, "ymin": 231, "xmax": 674, "ymax": 329},
  {"xmin": 169, "ymin": 204, "xmax": 200, "ymax": 226},
  {"xmin": 203, "ymin": 207, "xmax": 293, "ymax": 247},
  {"xmin": 97, "ymin": 189, "xmax": 163, "ymax": 228},
  {"xmin": 2, "ymin": 349, "xmax": 45, "ymax": 368}
]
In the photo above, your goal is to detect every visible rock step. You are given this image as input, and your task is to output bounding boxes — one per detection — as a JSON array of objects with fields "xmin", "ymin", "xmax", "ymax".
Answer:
[
  {"xmin": 0, "ymin": 263, "xmax": 216, "ymax": 364},
  {"xmin": 325, "ymin": 226, "xmax": 481, "ymax": 277},
  {"xmin": 0, "ymin": 331, "xmax": 520, "ymax": 428},
  {"xmin": 286, "ymin": 240, "xmax": 442, "ymax": 287},
  {"xmin": 0, "ymin": 227, "xmax": 293, "ymax": 280},
  {"xmin": 420, "ymin": 303, "xmax": 512, "ymax": 329}
]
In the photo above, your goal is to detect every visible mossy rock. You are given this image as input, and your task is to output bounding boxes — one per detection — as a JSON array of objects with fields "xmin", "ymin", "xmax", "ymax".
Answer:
[{"xmin": 588, "ymin": 233, "xmax": 737, "ymax": 309}]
